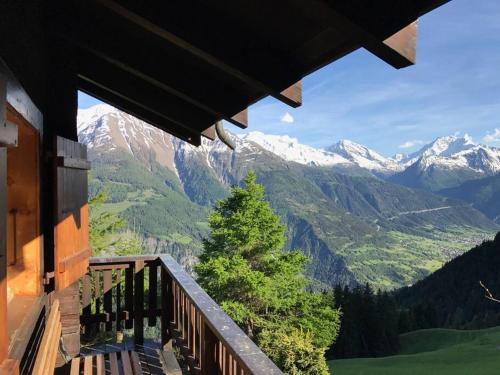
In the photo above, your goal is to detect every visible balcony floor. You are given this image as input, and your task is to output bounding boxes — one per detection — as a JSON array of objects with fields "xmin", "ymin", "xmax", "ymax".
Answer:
[{"xmin": 79, "ymin": 339, "xmax": 181, "ymax": 375}]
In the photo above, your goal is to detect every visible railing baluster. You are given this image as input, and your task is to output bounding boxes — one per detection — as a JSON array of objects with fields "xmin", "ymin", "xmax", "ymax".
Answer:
[
  {"xmin": 148, "ymin": 263, "xmax": 158, "ymax": 326},
  {"xmin": 94, "ymin": 270, "xmax": 101, "ymax": 315},
  {"xmin": 82, "ymin": 274, "xmax": 91, "ymax": 334},
  {"xmin": 83, "ymin": 255, "xmax": 282, "ymax": 375},
  {"xmin": 200, "ymin": 316, "xmax": 218, "ymax": 375},
  {"xmin": 125, "ymin": 264, "xmax": 134, "ymax": 329},
  {"xmin": 116, "ymin": 269, "xmax": 122, "ymax": 332},
  {"xmin": 134, "ymin": 260, "xmax": 145, "ymax": 344},
  {"xmin": 103, "ymin": 270, "xmax": 112, "ymax": 331}
]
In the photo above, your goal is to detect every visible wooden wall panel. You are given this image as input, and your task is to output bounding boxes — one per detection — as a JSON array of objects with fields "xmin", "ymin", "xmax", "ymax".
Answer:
[
  {"xmin": 54, "ymin": 136, "xmax": 90, "ymax": 291},
  {"xmin": 6, "ymin": 105, "xmax": 42, "ymax": 297},
  {"xmin": 0, "ymin": 76, "xmax": 8, "ymax": 367}
]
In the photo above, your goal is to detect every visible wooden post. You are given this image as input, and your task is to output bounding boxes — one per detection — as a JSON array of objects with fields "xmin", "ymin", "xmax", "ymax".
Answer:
[
  {"xmin": 103, "ymin": 270, "xmax": 112, "ymax": 331},
  {"xmin": 134, "ymin": 260, "xmax": 144, "ymax": 344},
  {"xmin": 0, "ymin": 77, "xmax": 8, "ymax": 365},
  {"xmin": 161, "ymin": 267, "xmax": 173, "ymax": 346},
  {"xmin": 124, "ymin": 264, "xmax": 134, "ymax": 329},
  {"xmin": 200, "ymin": 318, "xmax": 218, "ymax": 375},
  {"xmin": 116, "ymin": 269, "xmax": 122, "ymax": 332},
  {"xmin": 148, "ymin": 263, "xmax": 157, "ymax": 326}
]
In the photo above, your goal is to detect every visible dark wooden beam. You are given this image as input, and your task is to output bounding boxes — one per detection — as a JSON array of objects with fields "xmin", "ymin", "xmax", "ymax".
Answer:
[
  {"xmin": 59, "ymin": 1, "xmax": 254, "ymax": 129},
  {"xmin": 78, "ymin": 79, "xmax": 201, "ymax": 146},
  {"xmin": 77, "ymin": 51, "xmax": 217, "ymax": 133},
  {"xmin": 94, "ymin": 0, "xmax": 303, "ymax": 108},
  {"xmin": 201, "ymin": 126, "xmax": 216, "ymax": 141}
]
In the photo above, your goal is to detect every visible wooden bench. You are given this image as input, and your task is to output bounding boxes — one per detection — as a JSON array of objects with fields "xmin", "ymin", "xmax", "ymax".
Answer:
[
  {"xmin": 32, "ymin": 299, "xmax": 62, "ymax": 375},
  {"xmin": 70, "ymin": 351, "xmax": 144, "ymax": 375}
]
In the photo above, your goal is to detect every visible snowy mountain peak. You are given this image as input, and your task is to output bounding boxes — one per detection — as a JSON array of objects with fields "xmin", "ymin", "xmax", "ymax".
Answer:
[
  {"xmin": 401, "ymin": 135, "xmax": 477, "ymax": 166},
  {"xmin": 239, "ymin": 131, "xmax": 351, "ymax": 167},
  {"xmin": 328, "ymin": 139, "xmax": 403, "ymax": 174}
]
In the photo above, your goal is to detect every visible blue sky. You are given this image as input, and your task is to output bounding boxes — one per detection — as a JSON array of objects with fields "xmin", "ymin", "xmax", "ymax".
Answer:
[{"xmin": 78, "ymin": 0, "xmax": 500, "ymax": 156}]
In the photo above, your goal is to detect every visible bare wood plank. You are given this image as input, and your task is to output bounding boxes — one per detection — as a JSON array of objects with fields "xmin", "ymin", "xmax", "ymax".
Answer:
[
  {"xmin": 121, "ymin": 351, "xmax": 133, "ymax": 375},
  {"xmin": 280, "ymin": 81, "xmax": 302, "ymax": 107},
  {"xmin": 89, "ymin": 263, "xmax": 130, "ymax": 271},
  {"xmin": 134, "ymin": 260, "xmax": 145, "ymax": 344},
  {"xmin": 130, "ymin": 351, "xmax": 143, "ymax": 375},
  {"xmin": 70, "ymin": 358, "xmax": 80, "ymax": 375},
  {"xmin": 58, "ymin": 248, "xmax": 91, "ymax": 273},
  {"xmin": 32, "ymin": 300, "xmax": 60, "ymax": 375},
  {"xmin": 83, "ymin": 356, "xmax": 92, "ymax": 375},
  {"xmin": 125, "ymin": 265, "xmax": 134, "ymax": 329},
  {"xmin": 46, "ymin": 321, "xmax": 61, "ymax": 374},
  {"xmin": 89, "ymin": 255, "xmax": 158, "ymax": 265},
  {"xmin": 148, "ymin": 264, "xmax": 157, "ymax": 327},
  {"xmin": 201, "ymin": 125, "xmax": 216, "ymax": 141},
  {"xmin": 383, "ymin": 21, "xmax": 417, "ymax": 66},
  {"xmin": 96, "ymin": 354, "xmax": 105, "ymax": 375},
  {"xmin": 103, "ymin": 270, "xmax": 113, "ymax": 331},
  {"xmin": 109, "ymin": 352, "xmax": 119, "ymax": 375}
]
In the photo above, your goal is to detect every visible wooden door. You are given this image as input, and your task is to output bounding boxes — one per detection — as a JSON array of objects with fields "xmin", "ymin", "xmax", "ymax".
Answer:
[{"xmin": 54, "ymin": 136, "xmax": 91, "ymax": 291}]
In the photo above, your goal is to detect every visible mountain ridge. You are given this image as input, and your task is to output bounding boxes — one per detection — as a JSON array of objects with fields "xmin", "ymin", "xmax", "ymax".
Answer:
[{"xmin": 79, "ymin": 105, "xmax": 498, "ymax": 290}]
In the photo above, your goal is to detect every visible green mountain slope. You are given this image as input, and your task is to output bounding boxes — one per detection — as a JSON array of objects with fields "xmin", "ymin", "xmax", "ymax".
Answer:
[
  {"xmin": 329, "ymin": 326, "xmax": 500, "ymax": 375},
  {"xmin": 80, "ymin": 108, "xmax": 498, "ymax": 290},
  {"xmin": 439, "ymin": 174, "xmax": 500, "ymax": 224},
  {"xmin": 396, "ymin": 233, "xmax": 500, "ymax": 328}
]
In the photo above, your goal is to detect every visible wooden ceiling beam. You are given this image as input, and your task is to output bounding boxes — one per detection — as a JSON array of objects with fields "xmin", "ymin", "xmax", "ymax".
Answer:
[
  {"xmin": 78, "ymin": 79, "xmax": 201, "ymax": 146},
  {"xmin": 292, "ymin": 1, "xmax": 419, "ymax": 70},
  {"xmin": 77, "ymin": 51, "xmax": 217, "ymax": 133},
  {"xmin": 94, "ymin": 0, "xmax": 303, "ymax": 108},
  {"xmin": 63, "ymin": 2, "xmax": 253, "ymax": 129}
]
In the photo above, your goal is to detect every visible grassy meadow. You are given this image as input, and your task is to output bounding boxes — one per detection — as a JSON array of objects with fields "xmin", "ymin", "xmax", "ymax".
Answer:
[{"xmin": 329, "ymin": 326, "xmax": 500, "ymax": 375}]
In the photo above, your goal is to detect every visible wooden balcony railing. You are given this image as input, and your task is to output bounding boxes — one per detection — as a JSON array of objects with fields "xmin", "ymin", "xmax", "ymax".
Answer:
[{"xmin": 81, "ymin": 255, "xmax": 282, "ymax": 375}]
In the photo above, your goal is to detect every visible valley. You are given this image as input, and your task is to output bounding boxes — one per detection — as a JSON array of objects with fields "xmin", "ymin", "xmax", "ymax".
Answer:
[{"xmin": 79, "ymin": 104, "xmax": 499, "ymax": 290}]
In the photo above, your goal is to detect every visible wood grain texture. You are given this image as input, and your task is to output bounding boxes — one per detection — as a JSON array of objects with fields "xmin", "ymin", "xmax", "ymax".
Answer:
[
  {"xmin": 54, "ymin": 136, "xmax": 90, "ymax": 291},
  {"xmin": 32, "ymin": 299, "xmax": 61, "ymax": 375}
]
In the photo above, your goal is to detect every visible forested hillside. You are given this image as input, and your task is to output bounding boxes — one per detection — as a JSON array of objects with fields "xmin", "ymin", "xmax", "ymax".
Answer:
[
  {"xmin": 80, "ymin": 105, "xmax": 498, "ymax": 290},
  {"xmin": 397, "ymin": 232, "xmax": 500, "ymax": 329}
]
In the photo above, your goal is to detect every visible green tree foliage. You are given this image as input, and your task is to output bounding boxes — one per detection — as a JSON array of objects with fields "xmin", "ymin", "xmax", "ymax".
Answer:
[
  {"xmin": 89, "ymin": 187, "xmax": 143, "ymax": 257},
  {"xmin": 397, "ymin": 232, "xmax": 500, "ymax": 330},
  {"xmin": 328, "ymin": 285, "xmax": 400, "ymax": 359},
  {"xmin": 195, "ymin": 171, "xmax": 340, "ymax": 374}
]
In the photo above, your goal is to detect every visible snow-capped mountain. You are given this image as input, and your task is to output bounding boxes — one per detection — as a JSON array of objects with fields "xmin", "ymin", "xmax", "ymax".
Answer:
[
  {"xmin": 397, "ymin": 135, "xmax": 500, "ymax": 175},
  {"xmin": 238, "ymin": 132, "xmax": 351, "ymax": 167},
  {"xmin": 78, "ymin": 105, "xmax": 500, "ymax": 189},
  {"xmin": 328, "ymin": 139, "xmax": 403, "ymax": 175}
]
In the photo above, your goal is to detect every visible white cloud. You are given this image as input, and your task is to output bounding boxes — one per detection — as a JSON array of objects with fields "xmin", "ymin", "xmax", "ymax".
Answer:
[
  {"xmin": 483, "ymin": 128, "xmax": 500, "ymax": 142},
  {"xmin": 399, "ymin": 140, "xmax": 424, "ymax": 149},
  {"xmin": 280, "ymin": 112, "xmax": 294, "ymax": 124}
]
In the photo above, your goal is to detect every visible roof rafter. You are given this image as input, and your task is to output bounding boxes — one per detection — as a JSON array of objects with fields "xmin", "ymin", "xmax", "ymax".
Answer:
[
  {"xmin": 77, "ymin": 51, "xmax": 217, "ymax": 133},
  {"xmin": 63, "ymin": 1, "xmax": 253, "ymax": 129},
  {"xmin": 94, "ymin": 0, "xmax": 303, "ymax": 108},
  {"xmin": 78, "ymin": 79, "xmax": 201, "ymax": 145}
]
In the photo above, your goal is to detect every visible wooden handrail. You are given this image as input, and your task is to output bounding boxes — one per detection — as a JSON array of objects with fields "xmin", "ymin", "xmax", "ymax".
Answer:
[
  {"xmin": 159, "ymin": 255, "xmax": 282, "ymax": 375},
  {"xmin": 82, "ymin": 254, "xmax": 283, "ymax": 375}
]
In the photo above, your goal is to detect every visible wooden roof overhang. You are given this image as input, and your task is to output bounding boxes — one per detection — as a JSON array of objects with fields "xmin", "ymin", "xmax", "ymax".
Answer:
[{"xmin": 50, "ymin": 0, "xmax": 450, "ymax": 146}]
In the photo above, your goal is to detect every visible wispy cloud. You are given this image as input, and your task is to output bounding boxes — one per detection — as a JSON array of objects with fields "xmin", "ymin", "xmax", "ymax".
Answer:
[
  {"xmin": 280, "ymin": 112, "xmax": 294, "ymax": 124},
  {"xmin": 399, "ymin": 140, "xmax": 424, "ymax": 149},
  {"xmin": 483, "ymin": 128, "xmax": 500, "ymax": 142}
]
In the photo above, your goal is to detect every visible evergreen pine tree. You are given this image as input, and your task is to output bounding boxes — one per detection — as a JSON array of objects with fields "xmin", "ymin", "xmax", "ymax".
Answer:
[{"xmin": 196, "ymin": 171, "xmax": 341, "ymax": 375}]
